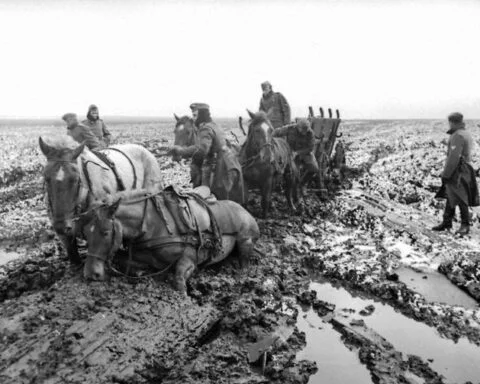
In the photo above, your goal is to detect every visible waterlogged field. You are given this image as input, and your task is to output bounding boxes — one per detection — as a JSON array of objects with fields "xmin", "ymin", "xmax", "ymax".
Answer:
[{"xmin": 1, "ymin": 118, "xmax": 480, "ymax": 384}]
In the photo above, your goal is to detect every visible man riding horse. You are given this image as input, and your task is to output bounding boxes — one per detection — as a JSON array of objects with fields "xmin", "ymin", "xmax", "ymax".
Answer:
[
  {"xmin": 272, "ymin": 118, "xmax": 319, "ymax": 193},
  {"xmin": 62, "ymin": 113, "xmax": 102, "ymax": 150},
  {"xmin": 170, "ymin": 103, "xmax": 245, "ymax": 204}
]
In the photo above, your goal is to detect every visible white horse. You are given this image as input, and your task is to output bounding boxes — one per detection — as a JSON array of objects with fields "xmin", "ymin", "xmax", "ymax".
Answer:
[{"xmin": 39, "ymin": 136, "xmax": 163, "ymax": 263}]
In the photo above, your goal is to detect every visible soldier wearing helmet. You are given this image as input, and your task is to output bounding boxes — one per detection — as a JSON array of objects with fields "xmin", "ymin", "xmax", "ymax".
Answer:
[
  {"xmin": 82, "ymin": 104, "xmax": 111, "ymax": 146},
  {"xmin": 259, "ymin": 81, "xmax": 291, "ymax": 129},
  {"xmin": 170, "ymin": 103, "xmax": 245, "ymax": 203},
  {"xmin": 272, "ymin": 118, "xmax": 319, "ymax": 191},
  {"xmin": 432, "ymin": 112, "xmax": 479, "ymax": 235}
]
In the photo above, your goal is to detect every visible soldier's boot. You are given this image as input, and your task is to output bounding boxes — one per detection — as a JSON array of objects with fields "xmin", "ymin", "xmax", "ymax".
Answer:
[
  {"xmin": 456, "ymin": 203, "xmax": 470, "ymax": 236},
  {"xmin": 432, "ymin": 203, "xmax": 454, "ymax": 231}
]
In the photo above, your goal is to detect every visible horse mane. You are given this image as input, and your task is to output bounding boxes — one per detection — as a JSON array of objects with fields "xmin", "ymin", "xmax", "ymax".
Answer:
[
  {"xmin": 43, "ymin": 135, "xmax": 80, "ymax": 150},
  {"xmin": 176, "ymin": 115, "xmax": 194, "ymax": 126}
]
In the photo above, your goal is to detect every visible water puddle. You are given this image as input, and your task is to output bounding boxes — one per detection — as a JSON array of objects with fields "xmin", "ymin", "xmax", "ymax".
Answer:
[
  {"xmin": 296, "ymin": 305, "xmax": 373, "ymax": 384},
  {"xmin": 308, "ymin": 281, "xmax": 480, "ymax": 384},
  {"xmin": 397, "ymin": 267, "xmax": 478, "ymax": 309},
  {"xmin": 0, "ymin": 249, "xmax": 22, "ymax": 266}
]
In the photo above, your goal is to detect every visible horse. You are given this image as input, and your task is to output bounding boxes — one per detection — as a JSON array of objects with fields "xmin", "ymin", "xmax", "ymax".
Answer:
[
  {"xmin": 80, "ymin": 187, "xmax": 260, "ymax": 293},
  {"xmin": 39, "ymin": 136, "xmax": 163, "ymax": 264},
  {"xmin": 239, "ymin": 110, "xmax": 299, "ymax": 218},
  {"xmin": 172, "ymin": 114, "xmax": 246, "ymax": 204}
]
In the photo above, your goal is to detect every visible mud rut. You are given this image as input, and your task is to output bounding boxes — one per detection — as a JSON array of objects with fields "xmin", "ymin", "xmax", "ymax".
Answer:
[{"xmin": 1, "ymin": 138, "xmax": 480, "ymax": 384}]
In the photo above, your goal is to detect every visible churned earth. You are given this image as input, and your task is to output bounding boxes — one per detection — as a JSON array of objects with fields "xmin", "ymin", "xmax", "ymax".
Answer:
[{"xmin": 1, "ymin": 118, "xmax": 480, "ymax": 384}]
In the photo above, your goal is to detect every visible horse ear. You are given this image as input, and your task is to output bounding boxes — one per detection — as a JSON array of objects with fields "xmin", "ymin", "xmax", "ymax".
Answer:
[
  {"xmin": 109, "ymin": 198, "xmax": 122, "ymax": 216},
  {"xmin": 246, "ymin": 109, "xmax": 256, "ymax": 120},
  {"xmin": 72, "ymin": 143, "xmax": 85, "ymax": 160},
  {"xmin": 174, "ymin": 113, "xmax": 180, "ymax": 122},
  {"xmin": 39, "ymin": 137, "xmax": 54, "ymax": 157}
]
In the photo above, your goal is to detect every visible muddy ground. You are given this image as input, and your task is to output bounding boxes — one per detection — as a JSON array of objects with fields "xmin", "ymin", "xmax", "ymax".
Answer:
[{"xmin": 1, "ymin": 120, "xmax": 480, "ymax": 384}]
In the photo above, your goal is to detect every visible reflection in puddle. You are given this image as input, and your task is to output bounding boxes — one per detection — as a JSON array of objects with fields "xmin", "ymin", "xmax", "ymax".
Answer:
[
  {"xmin": 310, "ymin": 281, "xmax": 480, "ymax": 384},
  {"xmin": 296, "ymin": 306, "xmax": 373, "ymax": 384},
  {"xmin": 397, "ymin": 267, "xmax": 478, "ymax": 309}
]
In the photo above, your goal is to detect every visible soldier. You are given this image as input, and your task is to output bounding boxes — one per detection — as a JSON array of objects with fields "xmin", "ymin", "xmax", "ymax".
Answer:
[
  {"xmin": 62, "ymin": 113, "xmax": 101, "ymax": 150},
  {"xmin": 170, "ymin": 103, "xmax": 244, "ymax": 203},
  {"xmin": 272, "ymin": 118, "xmax": 319, "ymax": 192},
  {"xmin": 259, "ymin": 81, "xmax": 291, "ymax": 129},
  {"xmin": 82, "ymin": 104, "xmax": 111, "ymax": 146},
  {"xmin": 432, "ymin": 112, "xmax": 479, "ymax": 235}
]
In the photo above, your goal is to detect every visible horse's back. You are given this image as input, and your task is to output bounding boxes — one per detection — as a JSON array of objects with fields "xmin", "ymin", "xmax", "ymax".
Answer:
[
  {"xmin": 209, "ymin": 200, "xmax": 259, "ymax": 239},
  {"xmin": 101, "ymin": 144, "xmax": 163, "ymax": 190}
]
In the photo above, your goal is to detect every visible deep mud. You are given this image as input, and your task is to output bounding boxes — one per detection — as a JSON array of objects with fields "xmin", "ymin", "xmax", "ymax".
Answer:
[{"xmin": 1, "ymin": 120, "xmax": 480, "ymax": 384}]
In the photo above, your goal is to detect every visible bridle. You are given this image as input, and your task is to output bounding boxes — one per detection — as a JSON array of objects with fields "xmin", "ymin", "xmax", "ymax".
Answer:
[{"xmin": 241, "ymin": 122, "xmax": 275, "ymax": 169}]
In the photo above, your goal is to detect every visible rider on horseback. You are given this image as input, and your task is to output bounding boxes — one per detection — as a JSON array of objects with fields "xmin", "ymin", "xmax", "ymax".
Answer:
[
  {"xmin": 170, "ymin": 103, "xmax": 243, "ymax": 202},
  {"xmin": 62, "ymin": 113, "xmax": 101, "ymax": 150},
  {"xmin": 272, "ymin": 118, "xmax": 319, "ymax": 192}
]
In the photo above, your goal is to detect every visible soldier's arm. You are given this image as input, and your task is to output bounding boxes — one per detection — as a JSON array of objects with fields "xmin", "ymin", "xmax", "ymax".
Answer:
[
  {"xmin": 272, "ymin": 126, "xmax": 289, "ymax": 137},
  {"xmin": 259, "ymin": 98, "xmax": 265, "ymax": 112},
  {"xmin": 296, "ymin": 131, "xmax": 315, "ymax": 155},
  {"xmin": 442, "ymin": 135, "xmax": 464, "ymax": 179},
  {"xmin": 176, "ymin": 127, "xmax": 213, "ymax": 161},
  {"xmin": 278, "ymin": 93, "xmax": 291, "ymax": 124},
  {"xmin": 101, "ymin": 120, "xmax": 112, "ymax": 145},
  {"xmin": 79, "ymin": 126, "xmax": 100, "ymax": 150}
]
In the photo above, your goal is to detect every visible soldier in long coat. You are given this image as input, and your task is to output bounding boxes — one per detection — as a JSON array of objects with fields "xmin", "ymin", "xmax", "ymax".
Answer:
[
  {"xmin": 62, "ymin": 113, "xmax": 101, "ymax": 150},
  {"xmin": 272, "ymin": 119, "xmax": 319, "ymax": 191},
  {"xmin": 433, "ymin": 112, "xmax": 479, "ymax": 235},
  {"xmin": 170, "ymin": 103, "xmax": 245, "ymax": 204},
  {"xmin": 259, "ymin": 81, "xmax": 291, "ymax": 129},
  {"xmin": 82, "ymin": 104, "xmax": 111, "ymax": 146}
]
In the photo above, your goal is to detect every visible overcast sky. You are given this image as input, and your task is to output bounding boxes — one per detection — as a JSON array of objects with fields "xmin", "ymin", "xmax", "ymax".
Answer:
[{"xmin": 0, "ymin": 0, "xmax": 479, "ymax": 119}]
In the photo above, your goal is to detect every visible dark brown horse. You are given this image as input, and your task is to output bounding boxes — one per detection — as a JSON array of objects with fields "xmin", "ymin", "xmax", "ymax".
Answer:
[
  {"xmin": 240, "ymin": 110, "xmax": 299, "ymax": 218},
  {"xmin": 172, "ymin": 114, "xmax": 246, "ymax": 204},
  {"xmin": 81, "ymin": 188, "xmax": 259, "ymax": 293},
  {"xmin": 39, "ymin": 136, "xmax": 163, "ymax": 264}
]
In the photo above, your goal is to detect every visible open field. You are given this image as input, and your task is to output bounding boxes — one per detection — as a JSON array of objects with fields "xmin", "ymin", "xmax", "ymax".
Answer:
[{"xmin": 1, "ymin": 118, "xmax": 480, "ymax": 384}]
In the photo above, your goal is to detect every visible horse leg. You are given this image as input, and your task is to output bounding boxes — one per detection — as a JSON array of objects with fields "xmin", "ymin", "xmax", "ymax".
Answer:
[
  {"xmin": 261, "ymin": 177, "xmax": 273, "ymax": 218},
  {"xmin": 284, "ymin": 167, "xmax": 297, "ymax": 213},
  {"xmin": 59, "ymin": 234, "xmax": 81, "ymax": 264},
  {"xmin": 174, "ymin": 255, "xmax": 195, "ymax": 294},
  {"xmin": 237, "ymin": 238, "xmax": 253, "ymax": 269}
]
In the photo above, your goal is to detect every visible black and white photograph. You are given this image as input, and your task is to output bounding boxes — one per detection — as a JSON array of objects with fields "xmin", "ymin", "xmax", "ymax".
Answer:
[{"xmin": 1, "ymin": 0, "xmax": 480, "ymax": 383}]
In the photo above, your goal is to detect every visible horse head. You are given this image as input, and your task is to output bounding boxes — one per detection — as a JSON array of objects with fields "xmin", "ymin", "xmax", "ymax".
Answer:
[
  {"xmin": 246, "ymin": 109, "xmax": 274, "ymax": 163},
  {"xmin": 172, "ymin": 114, "xmax": 197, "ymax": 162},
  {"xmin": 81, "ymin": 198, "xmax": 123, "ymax": 281},
  {"xmin": 39, "ymin": 136, "xmax": 86, "ymax": 235}
]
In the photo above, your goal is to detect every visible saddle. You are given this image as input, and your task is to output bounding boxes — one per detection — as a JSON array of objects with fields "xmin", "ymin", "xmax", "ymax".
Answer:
[{"xmin": 148, "ymin": 186, "xmax": 223, "ymax": 260}]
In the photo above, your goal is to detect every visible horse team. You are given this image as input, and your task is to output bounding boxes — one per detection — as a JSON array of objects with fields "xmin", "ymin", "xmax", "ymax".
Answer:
[{"xmin": 39, "ymin": 109, "xmax": 319, "ymax": 292}]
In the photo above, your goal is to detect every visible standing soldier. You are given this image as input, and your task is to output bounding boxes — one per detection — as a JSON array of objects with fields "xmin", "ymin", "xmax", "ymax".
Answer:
[
  {"xmin": 272, "ymin": 118, "xmax": 319, "ymax": 193},
  {"xmin": 62, "ymin": 113, "xmax": 101, "ymax": 150},
  {"xmin": 259, "ymin": 81, "xmax": 291, "ymax": 129},
  {"xmin": 169, "ymin": 103, "xmax": 245, "ymax": 204},
  {"xmin": 82, "ymin": 104, "xmax": 111, "ymax": 146},
  {"xmin": 433, "ymin": 112, "xmax": 479, "ymax": 235}
]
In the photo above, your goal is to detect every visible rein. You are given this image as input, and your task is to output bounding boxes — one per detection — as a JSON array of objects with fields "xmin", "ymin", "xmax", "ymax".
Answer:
[{"xmin": 241, "ymin": 142, "xmax": 274, "ymax": 168}]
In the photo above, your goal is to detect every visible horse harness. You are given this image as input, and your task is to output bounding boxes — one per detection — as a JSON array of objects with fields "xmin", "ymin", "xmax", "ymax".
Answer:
[{"xmin": 93, "ymin": 190, "xmax": 223, "ymax": 278}]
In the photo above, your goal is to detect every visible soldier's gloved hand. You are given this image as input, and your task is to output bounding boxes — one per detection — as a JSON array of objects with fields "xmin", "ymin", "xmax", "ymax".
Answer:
[{"xmin": 168, "ymin": 145, "xmax": 182, "ymax": 156}]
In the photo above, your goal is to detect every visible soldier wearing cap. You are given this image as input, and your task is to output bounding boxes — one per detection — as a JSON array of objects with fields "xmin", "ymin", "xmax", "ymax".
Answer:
[
  {"xmin": 272, "ymin": 118, "xmax": 319, "ymax": 192},
  {"xmin": 170, "ymin": 103, "xmax": 245, "ymax": 203},
  {"xmin": 259, "ymin": 81, "xmax": 291, "ymax": 129},
  {"xmin": 433, "ymin": 112, "xmax": 479, "ymax": 235},
  {"xmin": 62, "ymin": 113, "xmax": 101, "ymax": 150},
  {"xmin": 82, "ymin": 104, "xmax": 111, "ymax": 146}
]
